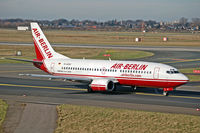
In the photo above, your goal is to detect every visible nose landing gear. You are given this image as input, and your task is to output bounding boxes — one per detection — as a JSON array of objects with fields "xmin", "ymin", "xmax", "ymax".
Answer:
[
  {"xmin": 163, "ymin": 88, "xmax": 174, "ymax": 96},
  {"xmin": 163, "ymin": 91, "xmax": 169, "ymax": 96}
]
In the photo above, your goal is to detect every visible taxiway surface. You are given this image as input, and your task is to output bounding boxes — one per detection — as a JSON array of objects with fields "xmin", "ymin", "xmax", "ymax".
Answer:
[
  {"xmin": 1, "ymin": 41, "xmax": 200, "ymax": 133},
  {"xmin": 0, "ymin": 47, "xmax": 200, "ymax": 116}
]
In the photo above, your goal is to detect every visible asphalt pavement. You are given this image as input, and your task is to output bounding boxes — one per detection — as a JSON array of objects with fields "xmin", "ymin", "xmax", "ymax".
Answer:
[{"xmin": 0, "ymin": 44, "xmax": 200, "ymax": 132}]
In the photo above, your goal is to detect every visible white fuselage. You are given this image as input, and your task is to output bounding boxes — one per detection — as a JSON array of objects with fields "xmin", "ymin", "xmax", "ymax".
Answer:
[
  {"xmin": 42, "ymin": 58, "xmax": 188, "ymax": 88},
  {"xmin": 30, "ymin": 22, "xmax": 189, "ymax": 93}
]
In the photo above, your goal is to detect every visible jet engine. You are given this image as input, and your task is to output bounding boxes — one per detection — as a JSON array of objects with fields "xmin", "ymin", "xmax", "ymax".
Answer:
[{"xmin": 89, "ymin": 79, "xmax": 116, "ymax": 91}]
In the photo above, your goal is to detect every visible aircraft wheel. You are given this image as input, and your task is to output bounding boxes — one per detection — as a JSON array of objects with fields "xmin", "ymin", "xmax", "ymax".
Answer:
[
  {"xmin": 163, "ymin": 91, "xmax": 169, "ymax": 96},
  {"xmin": 131, "ymin": 86, "xmax": 137, "ymax": 92},
  {"xmin": 87, "ymin": 87, "xmax": 93, "ymax": 93}
]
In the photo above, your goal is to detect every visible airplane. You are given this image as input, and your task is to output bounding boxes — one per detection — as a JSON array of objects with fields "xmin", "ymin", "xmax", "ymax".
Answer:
[{"xmin": 7, "ymin": 22, "xmax": 189, "ymax": 96}]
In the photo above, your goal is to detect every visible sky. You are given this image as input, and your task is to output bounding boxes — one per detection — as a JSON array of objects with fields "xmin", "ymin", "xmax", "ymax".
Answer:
[{"xmin": 0, "ymin": 0, "xmax": 199, "ymax": 21}]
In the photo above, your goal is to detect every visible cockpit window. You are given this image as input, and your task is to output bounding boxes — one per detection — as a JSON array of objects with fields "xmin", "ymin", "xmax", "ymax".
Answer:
[
  {"xmin": 174, "ymin": 71, "xmax": 179, "ymax": 73},
  {"xmin": 166, "ymin": 69, "xmax": 179, "ymax": 74}
]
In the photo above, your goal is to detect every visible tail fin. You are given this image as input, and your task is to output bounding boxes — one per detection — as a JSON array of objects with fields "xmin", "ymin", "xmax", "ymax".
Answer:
[{"xmin": 31, "ymin": 22, "xmax": 70, "ymax": 60}]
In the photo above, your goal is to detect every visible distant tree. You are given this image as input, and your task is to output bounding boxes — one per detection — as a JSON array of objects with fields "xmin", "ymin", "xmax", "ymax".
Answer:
[
  {"xmin": 179, "ymin": 17, "xmax": 188, "ymax": 25},
  {"xmin": 7, "ymin": 18, "xmax": 24, "ymax": 23},
  {"xmin": 192, "ymin": 18, "xmax": 200, "ymax": 26},
  {"xmin": 52, "ymin": 19, "xmax": 69, "ymax": 26}
]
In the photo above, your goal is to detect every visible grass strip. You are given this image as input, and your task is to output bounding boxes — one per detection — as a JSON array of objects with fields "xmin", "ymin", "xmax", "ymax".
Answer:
[
  {"xmin": 180, "ymin": 68, "xmax": 200, "ymax": 73},
  {"xmin": 0, "ymin": 99, "xmax": 8, "ymax": 132},
  {"xmin": 0, "ymin": 45, "xmax": 153, "ymax": 63},
  {"xmin": 0, "ymin": 29, "xmax": 200, "ymax": 46},
  {"xmin": 55, "ymin": 104, "xmax": 200, "ymax": 133},
  {"xmin": 180, "ymin": 68, "xmax": 200, "ymax": 82},
  {"xmin": 186, "ymin": 75, "xmax": 200, "ymax": 82}
]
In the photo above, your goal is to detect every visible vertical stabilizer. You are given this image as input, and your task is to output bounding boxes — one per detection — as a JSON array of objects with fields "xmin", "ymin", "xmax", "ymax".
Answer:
[{"xmin": 31, "ymin": 22, "xmax": 70, "ymax": 60}]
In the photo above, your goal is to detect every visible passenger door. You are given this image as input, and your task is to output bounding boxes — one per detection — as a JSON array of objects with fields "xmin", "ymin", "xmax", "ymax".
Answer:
[
  {"xmin": 153, "ymin": 67, "xmax": 160, "ymax": 79},
  {"xmin": 50, "ymin": 62, "xmax": 55, "ymax": 73}
]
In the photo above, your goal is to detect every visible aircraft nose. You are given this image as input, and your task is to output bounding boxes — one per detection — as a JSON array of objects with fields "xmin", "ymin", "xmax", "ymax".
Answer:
[{"xmin": 181, "ymin": 74, "xmax": 189, "ymax": 82}]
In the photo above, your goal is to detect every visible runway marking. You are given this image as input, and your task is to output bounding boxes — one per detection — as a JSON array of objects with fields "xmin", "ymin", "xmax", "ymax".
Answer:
[
  {"xmin": 158, "ymin": 58, "xmax": 198, "ymax": 60},
  {"xmin": 0, "ymin": 83, "xmax": 87, "ymax": 91},
  {"xmin": 136, "ymin": 92, "xmax": 163, "ymax": 97},
  {"xmin": 169, "ymin": 95, "xmax": 200, "ymax": 100},
  {"xmin": 0, "ymin": 69, "xmax": 40, "ymax": 73},
  {"xmin": 0, "ymin": 83, "xmax": 200, "ymax": 100},
  {"xmin": 171, "ymin": 59, "xmax": 186, "ymax": 61},
  {"xmin": 163, "ymin": 59, "xmax": 200, "ymax": 64}
]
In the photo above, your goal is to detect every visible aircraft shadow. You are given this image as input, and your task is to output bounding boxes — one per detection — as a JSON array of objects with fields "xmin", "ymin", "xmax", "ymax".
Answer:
[{"xmin": 64, "ymin": 84, "xmax": 200, "ymax": 97}]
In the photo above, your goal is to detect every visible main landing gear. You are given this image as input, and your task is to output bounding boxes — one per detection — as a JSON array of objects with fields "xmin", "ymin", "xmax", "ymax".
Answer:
[
  {"xmin": 163, "ymin": 88, "xmax": 174, "ymax": 96},
  {"xmin": 131, "ymin": 86, "xmax": 137, "ymax": 92},
  {"xmin": 87, "ymin": 87, "xmax": 94, "ymax": 93}
]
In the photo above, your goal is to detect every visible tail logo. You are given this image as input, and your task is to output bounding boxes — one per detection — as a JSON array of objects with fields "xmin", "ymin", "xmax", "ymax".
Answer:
[{"xmin": 32, "ymin": 28, "xmax": 53, "ymax": 58}]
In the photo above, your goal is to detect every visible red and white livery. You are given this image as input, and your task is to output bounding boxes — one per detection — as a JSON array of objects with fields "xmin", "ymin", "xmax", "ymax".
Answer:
[{"xmin": 18, "ymin": 23, "xmax": 189, "ymax": 96}]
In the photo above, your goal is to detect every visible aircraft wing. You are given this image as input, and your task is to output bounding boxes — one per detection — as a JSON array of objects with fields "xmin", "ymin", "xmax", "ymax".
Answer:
[
  {"xmin": 19, "ymin": 74, "xmax": 92, "ymax": 82},
  {"xmin": 19, "ymin": 74, "xmax": 119, "ymax": 84}
]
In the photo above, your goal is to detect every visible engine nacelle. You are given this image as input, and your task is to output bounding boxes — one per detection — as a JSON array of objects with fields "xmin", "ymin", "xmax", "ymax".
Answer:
[{"xmin": 90, "ymin": 79, "xmax": 115, "ymax": 91}]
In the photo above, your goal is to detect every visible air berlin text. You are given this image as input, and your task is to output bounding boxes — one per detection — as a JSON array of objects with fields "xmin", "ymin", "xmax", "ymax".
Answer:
[
  {"xmin": 111, "ymin": 63, "xmax": 148, "ymax": 70},
  {"xmin": 32, "ymin": 28, "xmax": 53, "ymax": 58}
]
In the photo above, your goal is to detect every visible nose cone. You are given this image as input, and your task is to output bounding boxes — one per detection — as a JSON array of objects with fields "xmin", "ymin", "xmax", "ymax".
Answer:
[
  {"xmin": 182, "ymin": 74, "xmax": 189, "ymax": 81},
  {"xmin": 181, "ymin": 73, "xmax": 189, "ymax": 83}
]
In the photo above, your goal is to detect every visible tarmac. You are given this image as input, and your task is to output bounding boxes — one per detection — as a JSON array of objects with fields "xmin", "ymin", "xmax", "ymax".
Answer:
[{"xmin": 0, "ymin": 43, "xmax": 200, "ymax": 132}]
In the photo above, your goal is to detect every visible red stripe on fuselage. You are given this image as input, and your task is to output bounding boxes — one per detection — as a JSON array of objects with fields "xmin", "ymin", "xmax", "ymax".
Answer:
[
  {"xmin": 117, "ymin": 78, "xmax": 186, "ymax": 88},
  {"xmin": 52, "ymin": 73, "xmax": 187, "ymax": 88}
]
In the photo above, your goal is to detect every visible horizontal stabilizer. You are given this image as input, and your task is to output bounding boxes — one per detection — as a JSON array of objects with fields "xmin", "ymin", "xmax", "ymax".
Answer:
[{"xmin": 2, "ymin": 57, "xmax": 43, "ymax": 63}]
